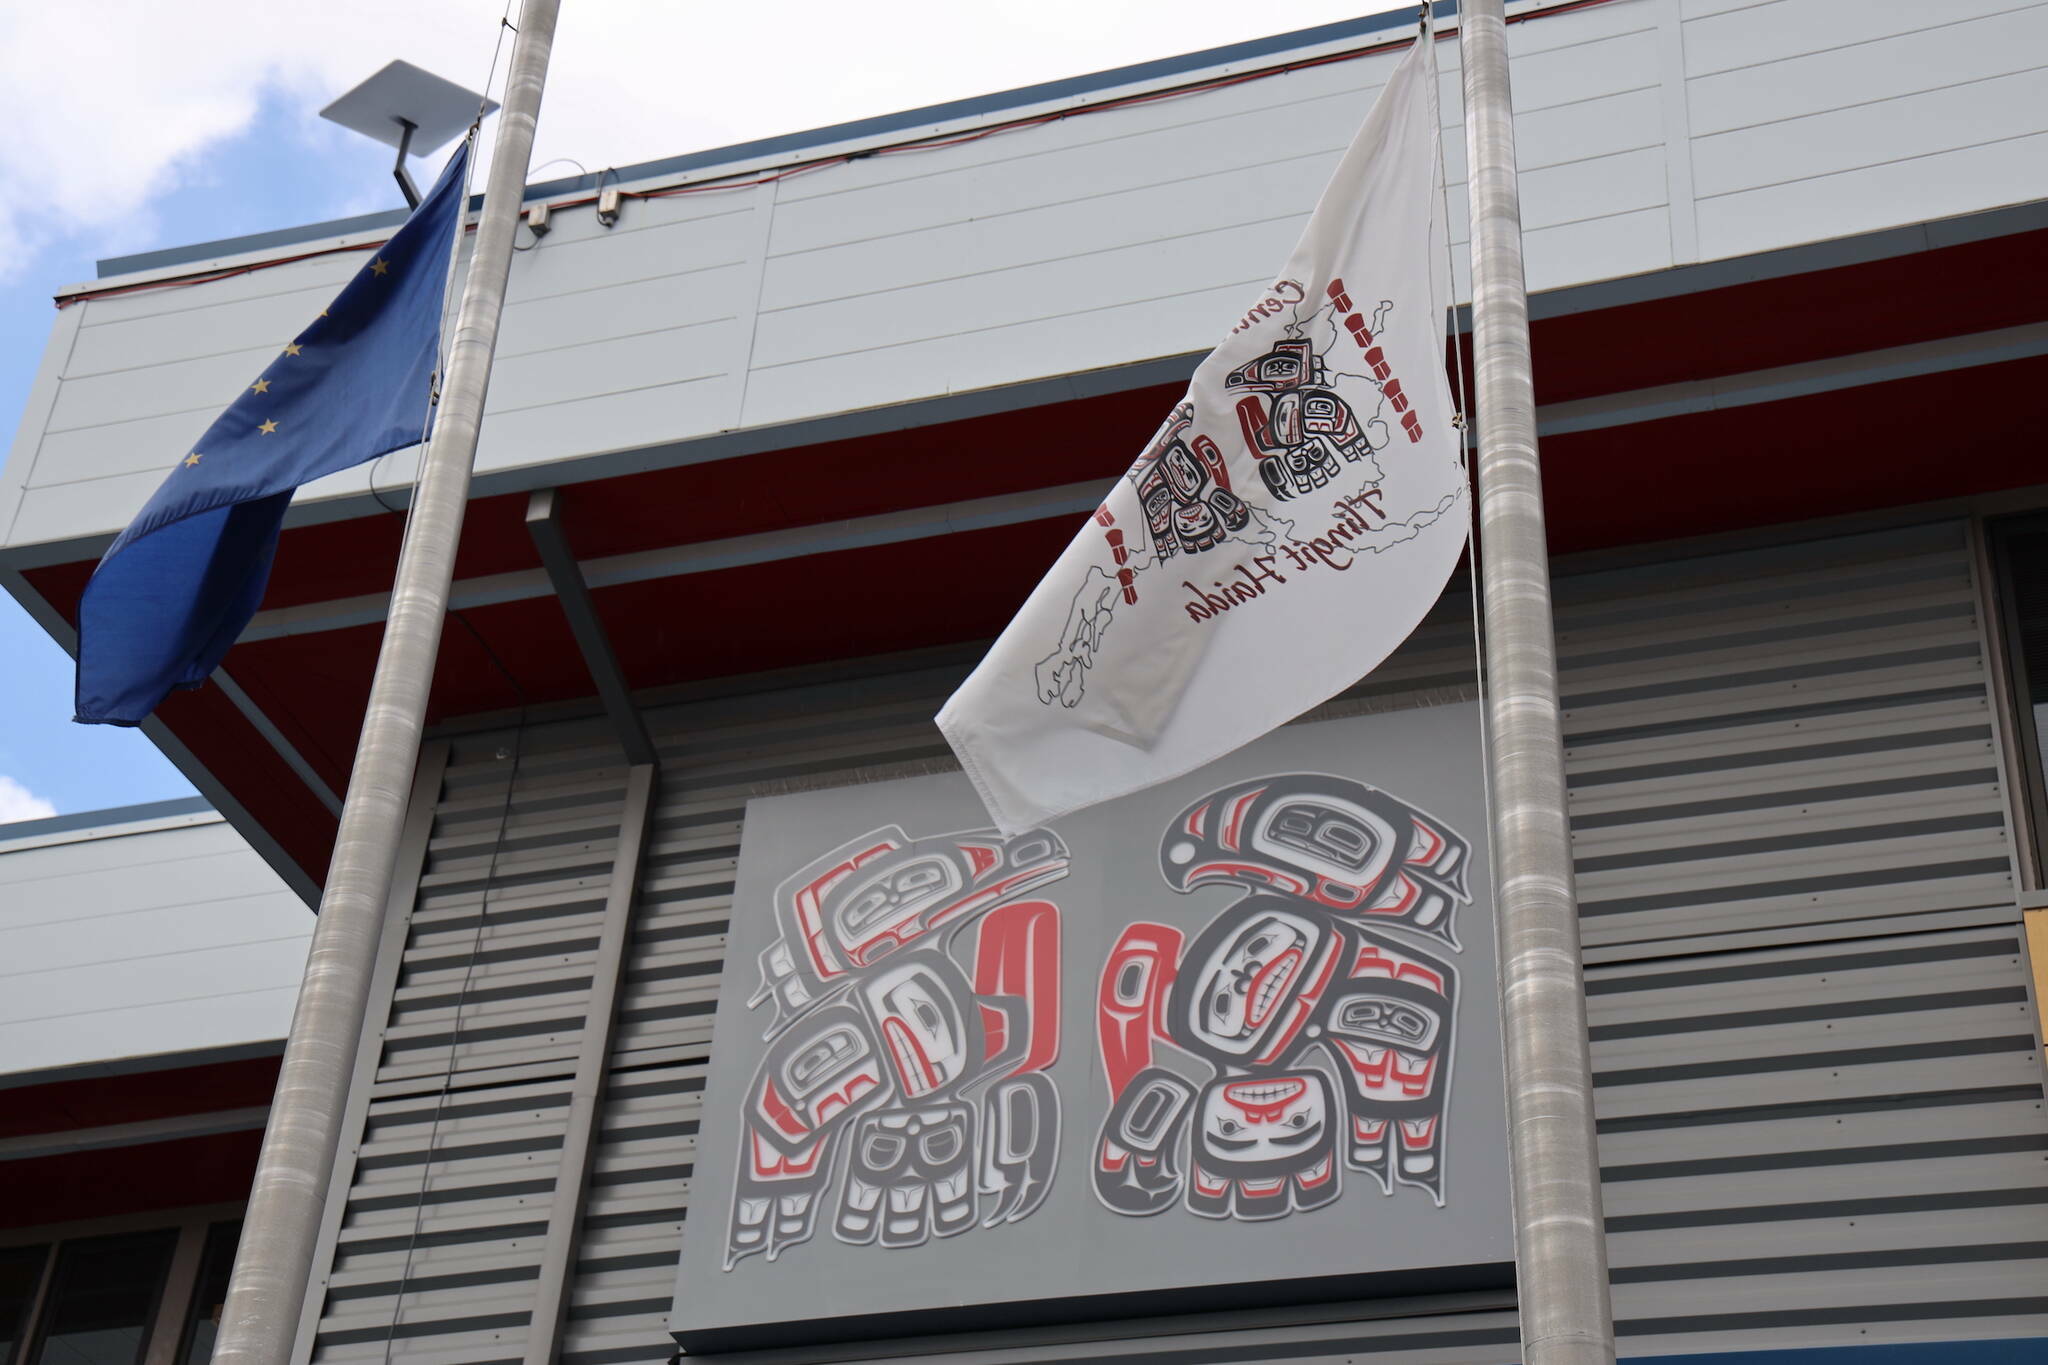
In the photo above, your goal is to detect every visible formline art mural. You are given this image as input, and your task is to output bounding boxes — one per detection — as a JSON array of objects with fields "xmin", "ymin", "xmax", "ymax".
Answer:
[
  {"xmin": 1093, "ymin": 774, "xmax": 1470, "ymax": 1222},
  {"xmin": 720, "ymin": 772, "xmax": 1472, "ymax": 1267},
  {"xmin": 727, "ymin": 824, "xmax": 1069, "ymax": 1266}
]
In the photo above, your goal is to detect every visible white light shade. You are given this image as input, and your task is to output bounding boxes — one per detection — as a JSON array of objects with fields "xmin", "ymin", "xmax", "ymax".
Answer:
[{"xmin": 319, "ymin": 60, "xmax": 499, "ymax": 155}]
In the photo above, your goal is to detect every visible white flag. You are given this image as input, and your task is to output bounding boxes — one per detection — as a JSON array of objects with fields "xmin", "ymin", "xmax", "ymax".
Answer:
[{"xmin": 939, "ymin": 25, "xmax": 1464, "ymax": 835}]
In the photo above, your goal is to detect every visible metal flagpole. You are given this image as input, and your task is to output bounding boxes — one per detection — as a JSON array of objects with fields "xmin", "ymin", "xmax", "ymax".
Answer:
[
  {"xmin": 1457, "ymin": 2, "xmax": 1616, "ymax": 1362},
  {"xmin": 211, "ymin": 3, "xmax": 561, "ymax": 1362}
]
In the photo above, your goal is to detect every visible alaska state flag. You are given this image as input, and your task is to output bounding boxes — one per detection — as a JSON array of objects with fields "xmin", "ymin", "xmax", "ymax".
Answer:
[{"xmin": 76, "ymin": 142, "xmax": 470, "ymax": 725}]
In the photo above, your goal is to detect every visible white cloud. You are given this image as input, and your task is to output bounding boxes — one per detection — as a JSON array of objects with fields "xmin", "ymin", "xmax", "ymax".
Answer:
[
  {"xmin": 0, "ymin": 0, "xmax": 1388, "ymax": 280},
  {"xmin": 0, "ymin": 775, "xmax": 56, "ymax": 823}
]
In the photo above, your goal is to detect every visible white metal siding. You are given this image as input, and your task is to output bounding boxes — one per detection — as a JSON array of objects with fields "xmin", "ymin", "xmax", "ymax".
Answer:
[
  {"xmin": 0, "ymin": 812, "xmax": 308, "ymax": 1079},
  {"xmin": 10, "ymin": 0, "xmax": 2047, "ymax": 554},
  {"xmin": 298, "ymin": 519, "xmax": 2045, "ymax": 1364}
]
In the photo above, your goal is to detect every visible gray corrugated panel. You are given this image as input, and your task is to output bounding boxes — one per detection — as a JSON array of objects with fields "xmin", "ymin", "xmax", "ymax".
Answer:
[
  {"xmin": 310, "ymin": 736, "xmax": 642, "ymax": 1364},
  {"xmin": 371, "ymin": 747, "xmax": 637, "ymax": 1090},
  {"xmin": 1561, "ymin": 524, "xmax": 2016, "ymax": 952},
  {"xmin": 318, "ymin": 518, "xmax": 2046, "ymax": 1362},
  {"xmin": 1586, "ymin": 924, "xmax": 2047, "ymax": 1352}
]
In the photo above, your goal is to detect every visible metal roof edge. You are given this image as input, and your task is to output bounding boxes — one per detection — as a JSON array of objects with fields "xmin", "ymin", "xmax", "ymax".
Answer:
[
  {"xmin": 94, "ymin": 3, "xmax": 1451, "ymax": 280},
  {"xmin": 0, "ymin": 794, "xmax": 215, "ymax": 847},
  {"xmin": 11, "ymin": 193, "xmax": 2042, "ymax": 569},
  {"xmin": 0, "ymin": 1039, "xmax": 285, "ymax": 1094}
]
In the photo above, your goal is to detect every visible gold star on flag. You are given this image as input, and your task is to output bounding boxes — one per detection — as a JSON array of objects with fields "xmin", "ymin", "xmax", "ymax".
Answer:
[
  {"xmin": 258, "ymin": 419, "xmax": 279, "ymax": 435},
  {"xmin": 370, "ymin": 257, "xmax": 389, "ymax": 276},
  {"xmin": 283, "ymin": 342, "xmax": 302, "ymax": 357},
  {"xmin": 251, "ymin": 378, "xmax": 270, "ymax": 394},
  {"xmin": 184, "ymin": 453, "xmax": 202, "ymax": 467}
]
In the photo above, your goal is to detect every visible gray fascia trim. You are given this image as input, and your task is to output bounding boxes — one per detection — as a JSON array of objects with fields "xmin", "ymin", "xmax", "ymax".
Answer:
[
  {"xmin": 242, "ymin": 478, "xmax": 1105, "ymax": 642},
  {"xmin": 0, "ymin": 794, "xmax": 213, "ymax": 843},
  {"xmin": 0, "ymin": 565, "xmax": 321, "ymax": 905},
  {"xmin": 230, "ymin": 317, "xmax": 2048, "ymax": 644},
  {"xmin": 0, "ymin": 1039, "xmax": 286, "ymax": 1093},
  {"xmin": 525, "ymin": 490, "xmax": 656, "ymax": 765},
  {"xmin": 211, "ymin": 668, "xmax": 343, "ymax": 815},
  {"xmin": 95, "ymin": 4, "xmax": 1457, "ymax": 280},
  {"xmin": 16, "ymin": 195, "xmax": 2043, "ymax": 578},
  {"xmin": 0, "ymin": 1106, "xmax": 270, "ymax": 1162},
  {"xmin": 1521, "ymin": 197, "xmax": 2048, "ymax": 324}
]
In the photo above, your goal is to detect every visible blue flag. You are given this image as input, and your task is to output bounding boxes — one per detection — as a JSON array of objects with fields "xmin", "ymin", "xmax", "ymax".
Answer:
[{"xmin": 75, "ymin": 142, "xmax": 471, "ymax": 726}]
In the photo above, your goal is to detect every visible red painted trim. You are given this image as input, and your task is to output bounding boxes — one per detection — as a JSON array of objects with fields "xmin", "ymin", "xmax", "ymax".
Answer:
[
  {"xmin": 0, "ymin": 1130, "xmax": 261, "ymax": 1229},
  {"xmin": 0, "ymin": 1056, "xmax": 279, "ymax": 1142},
  {"xmin": 24, "ymin": 228, "xmax": 2042, "ymax": 890}
]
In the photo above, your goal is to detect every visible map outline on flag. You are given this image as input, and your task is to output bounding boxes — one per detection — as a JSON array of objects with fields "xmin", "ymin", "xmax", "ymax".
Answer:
[{"xmin": 1033, "ymin": 280, "xmax": 1463, "ymax": 716}]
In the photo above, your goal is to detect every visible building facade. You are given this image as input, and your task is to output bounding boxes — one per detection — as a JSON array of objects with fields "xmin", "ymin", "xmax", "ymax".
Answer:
[
  {"xmin": 4, "ymin": 1, "xmax": 2047, "ymax": 1362},
  {"xmin": 0, "ymin": 802, "xmax": 305, "ymax": 1365}
]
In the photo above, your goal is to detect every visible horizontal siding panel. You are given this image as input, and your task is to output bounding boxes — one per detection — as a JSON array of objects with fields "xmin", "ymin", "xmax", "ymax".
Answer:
[
  {"xmin": 1691, "ymin": 65, "xmax": 2048, "ymax": 200},
  {"xmin": 1588, "ymin": 922, "xmax": 2044, "ymax": 1347},
  {"xmin": 0, "ymin": 847, "xmax": 290, "ymax": 926},
  {"xmin": 509, "ymin": 198, "xmax": 759, "ymax": 303},
  {"xmin": 1681, "ymin": 0, "xmax": 2037, "ymax": 79},
  {"xmin": 1600, "ymin": 1098, "xmax": 2048, "ymax": 1173},
  {"xmin": 469, "ymin": 369, "xmax": 739, "ymax": 475},
  {"xmin": 1685, "ymin": 4, "xmax": 2048, "ymax": 134},
  {"xmin": 0, "ymin": 815, "xmax": 239, "ymax": 880},
  {"xmin": 761, "ymin": 148, "xmax": 1341, "ymax": 317},
  {"xmin": 1696, "ymin": 127, "xmax": 2048, "ymax": 262},
  {"xmin": 0, "ymin": 814, "xmax": 308, "ymax": 1076},
  {"xmin": 753, "ymin": 213, "xmax": 1292, "ymax": 370},
  {"xmin": 16, "ymin": 449, "xmax": 256, "ymax": 553},
  {"xmin": 1607, "ymin": 1201, "xmax": 2048, "ymax": 1264},
  {"xmin": 739, "ymin": 274, "xmax": 1259, "ymax": 428},
  {"xmin": 1521, "ymin": 204, "xmax": 1672, "ymax": 293},
  {"xmin": 75, "ymin": 249, "xmax": 363, "ymax": 324},
  {"xmin": 44, "ymin": 340, "xmax": 276, "ymax": 436},
  {"xmin": 65, "ymin": 277, "xmax": 340, "ymax": 379},
  {"xmin": 494, "ymin": 265, "xmax": 752, "ymax": 366},
  {"xmin": 0, "ymin": 933, "xmax": 310, "ymax": 1021},
  {"xmin": 483, "ymin": 316, "xmax": 741, "ymax": 419}
]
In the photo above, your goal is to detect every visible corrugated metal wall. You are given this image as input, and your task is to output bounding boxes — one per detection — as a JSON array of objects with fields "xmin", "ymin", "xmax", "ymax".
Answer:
[{"xmin": 297, "ymin": 518, "xmax": 2046, "ymax": 1365}]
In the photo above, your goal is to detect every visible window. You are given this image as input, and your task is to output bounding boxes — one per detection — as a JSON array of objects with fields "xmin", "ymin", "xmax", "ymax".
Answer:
[
  {"xmin": 0, "ymin": 1246, "xmax": 49, "ymax": 1365},
  {"xmin": 0, "ymin": 1218, "xmax": 242, "ymax": 1365},
  {"xmin": 1989, "ymin": 515, "xmax": 2048, "ymax": 882},
  {"xmin": 24, "ymin": 1231, "xmax": 178, "ymax": 1365},
  {"xmin": 173, "ymin": 1224, "xmax": 240, "ymax": 1365}
]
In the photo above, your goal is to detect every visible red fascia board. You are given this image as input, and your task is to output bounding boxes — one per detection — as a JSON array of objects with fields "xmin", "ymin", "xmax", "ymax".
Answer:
[
  {"xmin": 19, "ymin": 228, "xmax": 2047, "ymax": 893},
  {"xmin": 0, "ymin": 1055, "xmax": 280, "ymax": 1142},
  {"xmin": 185, "ymin": 336, "xmax": 2048, "ymax": 791},
  {"xmin": 1, "ymin": 1129, "xmax": 263, "ymax": 1230},
  {"xmin": 1528, "ymin": 226, "xmax": 2048, "ymax": 405},
  {"xmin": 18, "ymin": 559, "xmax": 342, "ymax": 886},
  {"xmin": 1539, "ymin": 352, "xmax": 2048, "ymax": 556}
]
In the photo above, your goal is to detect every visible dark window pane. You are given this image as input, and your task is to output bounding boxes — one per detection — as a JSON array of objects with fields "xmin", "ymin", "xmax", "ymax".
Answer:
[
  {"xmin": 175, "ymin": 1224, "xmax": 241, "ymax": 1365},
  {"xmin": 29, "ymin": 1231, "xmax": 176, "ymax": 1365},
  {"xmin": 1995, "ymin": 520, "xmax": 2048, "ymax": 874},
  {"xmin": 0, "ymin": 1246, "xmax": 50, "ymax": 1365}
]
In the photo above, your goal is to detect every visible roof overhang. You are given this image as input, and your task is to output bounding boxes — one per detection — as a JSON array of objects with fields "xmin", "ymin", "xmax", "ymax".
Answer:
[{"xmin": 11, "ymin": 198, "xmax": 2048, "ymax": 903}]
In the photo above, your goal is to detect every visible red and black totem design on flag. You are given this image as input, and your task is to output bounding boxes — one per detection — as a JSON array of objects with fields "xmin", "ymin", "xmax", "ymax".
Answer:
[
  {"xmin": 1225, "ymin": 336, "xmax": 1379, "ymax": 502},
  {"xmin": 1094, "ymin": 775, "xmax": 1470, "ymax": 1220},
  {"xmin": 1126, "ymin": 401, "xmax": 1252, "ymax": 564},
  {"xmin": 728, "ymin": 824, "xmax": 1068, "ymax": 1267}
]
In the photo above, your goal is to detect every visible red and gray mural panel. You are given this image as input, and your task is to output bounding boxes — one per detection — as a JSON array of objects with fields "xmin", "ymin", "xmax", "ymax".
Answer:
[{"xmin": 673, "ymin": 706, "xmax": 1511, "ymax": 1347}]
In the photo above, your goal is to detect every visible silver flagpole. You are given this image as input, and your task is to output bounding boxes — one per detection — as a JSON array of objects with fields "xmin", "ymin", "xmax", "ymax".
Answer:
[
  {"xmin": 211, "ymin": 3, "xmax": 561, "ymax": 1362},
  {"xmin": 1457, "ymin": 1, "xmax": 1616, "ymax": 1362}
]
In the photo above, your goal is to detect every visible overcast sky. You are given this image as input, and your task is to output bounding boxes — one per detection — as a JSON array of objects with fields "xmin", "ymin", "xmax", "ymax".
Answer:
[{"xmin": 0, "ymin": 0, "xmax": 1403, "ymax": 821}]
